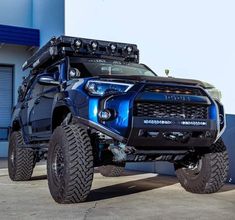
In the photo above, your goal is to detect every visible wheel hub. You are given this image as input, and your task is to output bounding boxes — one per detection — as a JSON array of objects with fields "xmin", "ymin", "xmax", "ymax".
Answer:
[
  {"xmin": 52, "ymin": 145, "xmax": 65, "ymax": 182},
  {"xmin": 10, "ymin": 149, "xmax": 15, "ymax": 167}
]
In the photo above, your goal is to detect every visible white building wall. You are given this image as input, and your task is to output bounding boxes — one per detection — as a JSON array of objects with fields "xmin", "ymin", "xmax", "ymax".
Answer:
[{"xmin": 65, "ymin": 0, "xmax": 235, "ymax": 114}]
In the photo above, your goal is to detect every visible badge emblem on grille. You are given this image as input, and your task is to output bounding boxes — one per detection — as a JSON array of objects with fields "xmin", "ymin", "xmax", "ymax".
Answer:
[{"xmin": 165, "ymin": 95, "xmax": 191, "ymax": 102}]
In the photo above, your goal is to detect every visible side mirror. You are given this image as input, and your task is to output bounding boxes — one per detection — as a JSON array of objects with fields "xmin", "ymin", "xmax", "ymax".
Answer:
[{"xmin": 38, "ymin": 76, "xmax": 60, "ymax": 86}]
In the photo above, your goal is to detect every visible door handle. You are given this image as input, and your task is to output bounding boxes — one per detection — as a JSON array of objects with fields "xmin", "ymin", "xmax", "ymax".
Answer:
[{"xmin": 34, "ymin": 98, "xmax": 41, "ymax": 105}]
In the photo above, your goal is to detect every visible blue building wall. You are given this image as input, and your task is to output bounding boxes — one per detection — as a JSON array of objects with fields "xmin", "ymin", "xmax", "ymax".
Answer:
[
  {"xmin": 0, "ymin": 0, "xmax": 65, "ymax": 157},
  {"xmin": 0, "ymin": 45, "xmax": 32, "ymax": 104},
  {"xmin": 127, "ymin": 114, "xmax": 235, "ymax": 184},
  {"xmin": 0, "ymin": 0, "xmax": 65, "ymax": 45},
  {"xmin": 0, "ymin": 0, "xmax": 33, "ymax": 28},
  {"xmin": 32, "ymin": 0, "xmax": 65, "ymax": 45},
  {"xmin": 0, "ymin": 24, "xmax": 39, "ymax": 47},
  {"xmin": 0, "ymin": 45, "xmax": 33, "ymax": 157}
]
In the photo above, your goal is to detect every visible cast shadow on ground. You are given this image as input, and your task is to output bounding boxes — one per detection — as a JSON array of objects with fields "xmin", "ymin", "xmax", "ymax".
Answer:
[
  {"xmin": 94, "ymin": 168, "xmax": 140, "ymax": 176},
  {"xmin": 28, "ymin": 169, "xmax": 235, "ymax": 195},
  {"xmin": 29, "ymin": 168, "xmax": 146, "ymax": 181},
  {"xmin": 87, "ymin": 175, "xmax": 177, "ymax": 202},
  {"xmin": 31, "ymin": 175, "xmax": 47, "ymax": 181}
]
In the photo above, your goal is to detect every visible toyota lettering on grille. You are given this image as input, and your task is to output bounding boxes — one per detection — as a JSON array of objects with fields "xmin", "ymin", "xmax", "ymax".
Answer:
[{"xmin": 165, "ymin": 95, "xmax": 191, "ymax": 102}]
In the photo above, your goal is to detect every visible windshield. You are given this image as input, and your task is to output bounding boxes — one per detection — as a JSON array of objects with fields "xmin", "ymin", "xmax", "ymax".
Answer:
[{"xmin": 70, "ymin": 59, "xmax": 157, "ymax": 78}]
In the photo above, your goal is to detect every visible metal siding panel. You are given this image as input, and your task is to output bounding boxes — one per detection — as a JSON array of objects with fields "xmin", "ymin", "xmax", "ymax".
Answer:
[
  {"xmin": 0, "ymin": 66, "xmax": 13, "ymax": 127},
  {"xmin": 0, "ymin": 24, "xmax": 40, "ymax": 46}
]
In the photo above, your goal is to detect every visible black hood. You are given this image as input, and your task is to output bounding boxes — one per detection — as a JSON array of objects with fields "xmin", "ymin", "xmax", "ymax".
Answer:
[{"xmin": 97, "ymin": 75, "xmax": 212, "ymax": 89}]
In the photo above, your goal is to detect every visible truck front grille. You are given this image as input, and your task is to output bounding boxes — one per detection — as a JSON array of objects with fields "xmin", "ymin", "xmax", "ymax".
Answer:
[
  {"xmin": 134, "ymin": 102, "xmax": 208, "ymax": 119},
  {"xmin": 144, "ymin": 85, "xmax": 203, "ymax": 96}
]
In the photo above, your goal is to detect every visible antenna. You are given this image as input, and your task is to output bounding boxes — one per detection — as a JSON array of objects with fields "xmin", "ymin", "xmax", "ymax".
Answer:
[{"xmin": 165, "ymin": 69, "xmax": 170, "ymax": 77}]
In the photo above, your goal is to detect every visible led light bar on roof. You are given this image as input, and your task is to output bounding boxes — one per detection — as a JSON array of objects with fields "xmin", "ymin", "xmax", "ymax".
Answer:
[{"xmin": 22, "ymin": 36, "xmax": 139, "ymax": 71}]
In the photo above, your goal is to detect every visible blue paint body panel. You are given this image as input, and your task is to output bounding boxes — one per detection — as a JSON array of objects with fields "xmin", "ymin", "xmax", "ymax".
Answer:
[{"xmin": 0, "ymin": 24, "xmax": 40, "ymax": 46}]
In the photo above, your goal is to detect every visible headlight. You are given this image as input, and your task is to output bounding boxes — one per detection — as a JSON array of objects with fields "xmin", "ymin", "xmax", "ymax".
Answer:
[
  {"xmin": 205, "ymin": 87, "xmax": 222, "ymax": 101},
  {"xmin": 85, "ymin": 80, "xmax": 133, "ymax": 96},
  {"xmin": 200, "ymin": 81, "xmax": 222, "ymax": 101}
]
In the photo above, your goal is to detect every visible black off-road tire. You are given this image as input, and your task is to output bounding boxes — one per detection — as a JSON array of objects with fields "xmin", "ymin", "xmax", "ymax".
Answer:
[
  {"xmin": 175, "ymin": 138, "xmax": 229, "ymax": 194},
  {"xmin": 47, "ymin": 125, "xmax": 94, "ymax": 204},
  {"xmin": 8, "ymin": 131, "xmax": 35, "ymax": 181},
  {"xmin": 99, "ymin": 165, "xmax": 125, "ymax": 177}
]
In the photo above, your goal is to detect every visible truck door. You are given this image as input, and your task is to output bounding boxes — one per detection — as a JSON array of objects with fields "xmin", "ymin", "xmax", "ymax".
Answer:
[
  {"xmin": 29, "ymin": 67, "xmax": 60, "ymax": 140},
  {"xmin": 24, "ymin": 78, "xmax": 45, "ymax": 140},
  {"xmin": 19, "ymin": 77, "xmax": 43, "ymax": 141}
]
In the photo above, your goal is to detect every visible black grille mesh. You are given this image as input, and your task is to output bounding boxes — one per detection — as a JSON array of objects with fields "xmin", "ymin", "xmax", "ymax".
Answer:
[{"xmin": 134, "ymin": 102, "xmax": 208, "ymax": 119}]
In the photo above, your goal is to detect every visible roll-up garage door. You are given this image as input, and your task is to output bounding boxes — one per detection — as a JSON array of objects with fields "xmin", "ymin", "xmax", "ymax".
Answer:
[{"xmin": 0, "ymin": 65, "xmax": 13, "ymax": 140}]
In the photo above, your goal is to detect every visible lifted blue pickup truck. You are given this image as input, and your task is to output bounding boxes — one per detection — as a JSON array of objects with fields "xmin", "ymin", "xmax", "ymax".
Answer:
[{"xmin": 8, "ymin": 36, "xmax": 228, "ymax": 203}]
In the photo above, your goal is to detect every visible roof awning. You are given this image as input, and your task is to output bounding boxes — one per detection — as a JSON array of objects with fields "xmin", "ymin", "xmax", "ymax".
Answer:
[{"xmin": 0, "ymin": 24, "xmax": 40, "ymax": 47}]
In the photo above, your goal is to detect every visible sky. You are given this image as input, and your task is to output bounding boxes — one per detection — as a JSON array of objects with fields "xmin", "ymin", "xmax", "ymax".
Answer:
[{"xmin": 65, "ymin": 0, "xmax": 235, "ymax": 114}]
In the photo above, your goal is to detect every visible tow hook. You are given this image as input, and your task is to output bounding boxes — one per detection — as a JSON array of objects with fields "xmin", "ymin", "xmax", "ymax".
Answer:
[{"xmin": 163, "ymin": 132, "xmax": 191, "ymax": 143}]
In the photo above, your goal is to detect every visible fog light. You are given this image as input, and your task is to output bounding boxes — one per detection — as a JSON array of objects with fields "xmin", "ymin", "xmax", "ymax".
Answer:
[
  {"xmin": 110, "ymin": 44, "xmax": 117, "ymax": 53},
  {"xmin": 99, "ymin": 109, "xmax": 112, "ymax": 120},
  {"xmin": 127, "ymin": 46, "xmax": 133, "ymax": 54},
  {"xmin": 74, "ymin": 39, "xmax": 82, "ymax": 48},
  {"xmin": 91, "ymin": 41, "xmax": 98, "ymax": 50}
]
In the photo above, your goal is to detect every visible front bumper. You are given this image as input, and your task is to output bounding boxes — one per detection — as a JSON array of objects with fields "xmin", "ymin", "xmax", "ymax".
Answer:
[
  {"xmin": 127, "ymin": 117, "xmax": 217, "ymax": 148},
  {"xmin": 75, "ymin": 82, "xmax": 225, "ymax": 149}
]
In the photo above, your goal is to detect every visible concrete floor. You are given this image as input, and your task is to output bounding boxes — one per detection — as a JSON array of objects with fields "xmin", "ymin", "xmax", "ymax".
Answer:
[{"xmin": 0, "ymin": 165, "xmax": 235, "ymax": 220}]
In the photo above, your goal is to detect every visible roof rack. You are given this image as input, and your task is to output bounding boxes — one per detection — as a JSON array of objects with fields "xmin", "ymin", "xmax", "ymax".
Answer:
[{"xmin": 22, "ymin": 35, "xmax": 139, "ymax": 71}]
